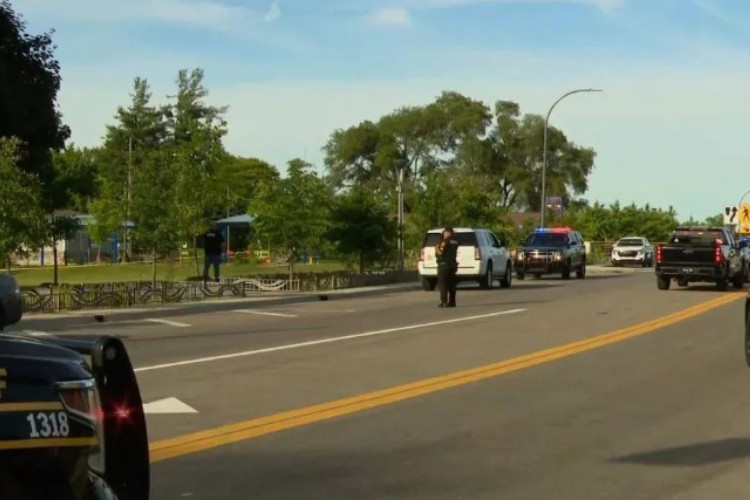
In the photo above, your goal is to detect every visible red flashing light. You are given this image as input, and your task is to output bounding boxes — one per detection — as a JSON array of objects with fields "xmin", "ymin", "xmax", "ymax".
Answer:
[
  {"xmin": 550, "ymin": 226, "xmax": 572, "ymax": 233},
  {"xmin": 656, "ymin": 244, "xmax": 663, "ymax": 264},
  {"xmin": 715, "ymin": 243, "xmax": 722, "ymax": 265},
  {"xmin": 113, "ymin": 405, "xmax": 131, "ymax": 420}
]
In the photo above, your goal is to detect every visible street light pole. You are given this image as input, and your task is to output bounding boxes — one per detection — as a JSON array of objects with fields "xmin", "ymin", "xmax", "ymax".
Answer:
[
  {"xmin": 396, "ymin": 162, "xmax": 406, "ymax": 272},
  {"xmin": 540, "ymin": 88, "xmax": 603, "ymax": 229}
]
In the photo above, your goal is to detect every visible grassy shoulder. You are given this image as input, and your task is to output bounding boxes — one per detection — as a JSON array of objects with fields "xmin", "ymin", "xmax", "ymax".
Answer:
[{"xmin": 11, "ymin": 260, "xmax": 348, "ymax": 287}]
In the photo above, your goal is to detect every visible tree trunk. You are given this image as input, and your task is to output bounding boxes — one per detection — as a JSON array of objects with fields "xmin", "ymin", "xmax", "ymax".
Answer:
[
  {"xmin": 193, "ymin": 235, "xmax": 199, "ymax": 276},
  {"xmin": 52, "ymin": 237, "xmax": 59, "ymax": 287},
  {"xmin": 96, "ymin": 246, "xmax": 101, "ymax": 263},
  {"xmin": 152, "ymin": 250, "xmax": 157, "ymax": 285}
]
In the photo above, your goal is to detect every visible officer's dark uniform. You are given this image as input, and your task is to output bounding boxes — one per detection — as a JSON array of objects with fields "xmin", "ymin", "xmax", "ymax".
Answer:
[{"xmin": 436, "ymin": 228, "xmax": 459, "ymax": 308}]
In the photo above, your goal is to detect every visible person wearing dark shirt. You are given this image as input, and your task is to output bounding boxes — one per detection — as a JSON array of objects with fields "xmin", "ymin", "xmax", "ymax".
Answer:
[
  {"xmin": 435, "ymin": 227, "xmax": 459, "ymax": 308},
  {"xmin": 203, "ymin": 224, "xmax": 225, "ymax": 282}
]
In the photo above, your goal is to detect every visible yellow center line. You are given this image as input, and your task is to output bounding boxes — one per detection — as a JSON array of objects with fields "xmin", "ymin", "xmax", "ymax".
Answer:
[{"xmin": 148, "ymin": 292, "xmax": 744, "ymax": 463}]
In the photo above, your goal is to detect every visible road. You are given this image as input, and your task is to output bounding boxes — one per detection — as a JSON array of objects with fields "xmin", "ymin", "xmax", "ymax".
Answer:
[{"xmin": 9, "ymin": 268, "xmax": 750, "ymax": 499}]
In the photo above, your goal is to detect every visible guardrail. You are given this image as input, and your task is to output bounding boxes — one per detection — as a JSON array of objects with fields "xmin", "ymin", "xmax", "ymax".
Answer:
[{"xmin": 20, "ymin": 270, "xmax": 419, "ymax": 313}]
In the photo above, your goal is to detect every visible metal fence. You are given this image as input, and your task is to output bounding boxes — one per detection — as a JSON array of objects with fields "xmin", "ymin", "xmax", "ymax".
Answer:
[{"xmin": 20, "ymin": 270, "xmax": 419, "ymax": 314}]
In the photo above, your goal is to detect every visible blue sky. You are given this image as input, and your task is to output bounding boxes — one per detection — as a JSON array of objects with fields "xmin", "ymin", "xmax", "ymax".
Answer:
[{"xmin": 13, "ymin": 0, "xmax": 750, "ymax": 220}]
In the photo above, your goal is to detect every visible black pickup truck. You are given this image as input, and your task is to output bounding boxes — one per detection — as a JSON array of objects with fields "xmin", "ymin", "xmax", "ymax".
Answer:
[{"xmin": 655, "ymin": 226, "xmax": 748, "ymax": 291}]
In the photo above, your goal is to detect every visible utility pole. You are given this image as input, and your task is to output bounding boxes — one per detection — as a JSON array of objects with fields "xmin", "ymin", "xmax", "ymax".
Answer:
[
  {"xmin": 125, "ymin": 135, "xmax": 133, "ymax": 263},
  {"xmin": 396, "ymin": 160, "xmax": 406, "ymax": 272}
]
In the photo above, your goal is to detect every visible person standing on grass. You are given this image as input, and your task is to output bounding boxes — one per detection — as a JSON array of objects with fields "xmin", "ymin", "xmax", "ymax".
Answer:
[{"xmin": 203, "ymin": 224, "xmax": 225, "ymax": 282}]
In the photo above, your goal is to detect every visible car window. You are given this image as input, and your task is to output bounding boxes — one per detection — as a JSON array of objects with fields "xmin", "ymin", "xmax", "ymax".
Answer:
[
  {"xmin": 524, "ymin": 233, "xmax": 568, "ymax": 247},
  {"xmin": 422, "ymin": 232, "xmax": 478, "ymax": 247},
  {"xmin": 671, "ymin": 229, "xmax": 727, "ymax": 245},
  {"xmin": 617, "ymin": 238, "xmax": 644, "ymax": 246},
  {"xmin": 490, "ymin": 233, "xmax": 503, "ymax": 247}
]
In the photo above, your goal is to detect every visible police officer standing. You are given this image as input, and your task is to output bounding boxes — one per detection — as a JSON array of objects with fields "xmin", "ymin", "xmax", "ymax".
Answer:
[{"xmin": 435, "ymin": 227, "xmax": 459, "ymax": 308}]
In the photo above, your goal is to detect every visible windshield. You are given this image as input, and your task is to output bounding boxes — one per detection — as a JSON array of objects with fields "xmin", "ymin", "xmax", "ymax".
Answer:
[
  {"xmin": 670, "ymin": 229, "xmax": 727, "ymax": 245},
  {"xmin": 616, "ymin": 238, "xmax": 644, "ymax": 247},
  {"xmin": 423, "ymin": 232, "xmax": 478, "ymax": 247},
  {"xmin": 524, "ymin": 233, "xmax": 568, "ymax": 247}
]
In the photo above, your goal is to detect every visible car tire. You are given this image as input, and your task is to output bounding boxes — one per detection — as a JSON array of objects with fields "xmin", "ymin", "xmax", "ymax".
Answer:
[
  {"xmin": 576, "ymin": 260, "xmax": 586, "ymax": 279},
  {"xmin": 480, "ymin": 264, "xmax": 493, "ymax": 289},
  {"xmin": 717, "ymin": 277, "xmax": 729, "ymax": 291},
  {"xmin": 657, "ymin": 275, "xmax": 670, "ymax": 290},
  {"xmin": 516, "ymin": 272, "xmax": 525, "ymax": 280},
  {"xmin": 500, "ymin": 262, "xmax": 512, "ymax": 289},
  {"xmin": 562, "ymin": 260, "xmax": 571, "ymax": 280},
  {"xmin": 421, "ymin": 278, "xmax": 436, "ymax": 291},
  {"xmin": 733, "ymin": 273, "xmax": 744, "ymax": 289}
]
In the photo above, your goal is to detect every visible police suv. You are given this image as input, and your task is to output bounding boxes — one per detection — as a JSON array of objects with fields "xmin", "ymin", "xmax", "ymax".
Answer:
[
  {"xmin": 0, "ymin": 275, "xmax": 150, "ymax": 499},
  {"xmin": 514, "ymin": 227, "xmax": 587, "ymax": 280},
  {"xmin": 418, "ymin": 227, "xmax": 513, "ymax": 290}
]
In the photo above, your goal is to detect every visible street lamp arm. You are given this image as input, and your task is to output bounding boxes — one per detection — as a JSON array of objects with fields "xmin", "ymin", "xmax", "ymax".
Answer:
[{"xmin": 540, "ymin": 87, "xmax": 603, "ymax": 229}]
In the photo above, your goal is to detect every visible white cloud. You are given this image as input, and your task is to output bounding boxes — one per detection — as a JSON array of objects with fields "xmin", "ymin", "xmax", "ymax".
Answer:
[
  {"xmin": 263, "ymin": 2, "xmax": 283, "ymax": 23},
  {"xmin": 378, "ymin": 0, "xmax": 625, "ymax": 12},
  {"xmin": 16, "ymin": 0, "xmax": 269, "ymax": 31},
  {"xmin": 365, "ymin": 8, "xmax": 413, "ymax": 28}
]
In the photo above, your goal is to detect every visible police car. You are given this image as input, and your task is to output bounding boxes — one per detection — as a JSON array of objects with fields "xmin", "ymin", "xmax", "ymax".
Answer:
[
  {"xmin": 514, "ymin": 227, "xmax": 587, "ymax": 279},
  {"xmin": 0, "ymin": 276, "xmax": 150, "ymax": 499}
]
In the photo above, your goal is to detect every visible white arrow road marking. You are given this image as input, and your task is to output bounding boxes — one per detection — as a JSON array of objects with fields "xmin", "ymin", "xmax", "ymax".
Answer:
[
  {"xmin": 144, "ymin": 318, "xmax": 191, "ymax": 327},
  {"xmin": 233, "ymin": 309, "xmax": 298, "ymax": 317},
  {"xmin": 143, "ymin": 397, "xmax": 198, "ymax": 414}
]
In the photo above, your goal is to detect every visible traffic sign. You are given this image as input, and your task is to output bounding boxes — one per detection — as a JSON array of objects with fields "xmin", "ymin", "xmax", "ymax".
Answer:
[
  {"xmin": 740, "ymin": 202, "xmax": 750, "ymax": 234},
  {"xmin": 724, "ymin": 205, "xmax": 739, "ymax": 225}
]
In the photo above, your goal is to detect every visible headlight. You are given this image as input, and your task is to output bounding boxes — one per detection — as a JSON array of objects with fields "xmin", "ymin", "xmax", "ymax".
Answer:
[
  {"xmin": 516, "ymin": 251, "xmax": 524, "ymax": 260},
  {"xmin": 56, "ymin": 378, "xmax": 106, "ymax": 474},
  {"xmin": 553, "ymin": 252, "xmax": 562, "ymax": 261}
]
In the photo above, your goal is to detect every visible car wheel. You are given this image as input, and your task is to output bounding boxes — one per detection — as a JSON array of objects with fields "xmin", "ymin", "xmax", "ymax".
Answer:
[
  {"xmin": 480, "ymin": 264, "xmax": 493, "ymax": 289},
  {"xmin": 657, "ymin": 275, "xmax": 670, "ymax": 290},
  {"xmin": 421, "ymin": 277, "xmax": 436, "ymax": 291},
  {"xmin": 717, "ymin": 277, "xmax": 729, "ymax": 291},
  {"xmin": 500, "ymin": 262, "xmax": 512, "ymax": 289},
  {"xmin": 576, "ymin": 260, "xmax": 586, "ymax": 279},
  {"xmin": 562, "ymin": 260, "xmax": 571, "ymax": 280},
  {"xmin": 516, "ymin": 272, "xmax": 525, "ymax": 280},
  {"xmin": 733, "ymin": 273, "xmax": 744, "ymax": 289}
]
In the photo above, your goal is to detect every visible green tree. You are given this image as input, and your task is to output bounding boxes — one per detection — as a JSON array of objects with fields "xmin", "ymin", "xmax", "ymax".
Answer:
[
  {"xmin": 50, "ymin": 145, "xmax": 100, "ymax": 212},
  {"xmin": 249, "ymin": 159, "xmax": 331, "ymax": 276},
  {"xmin": 0, "ymin": 1, "xmax": 70, "ymax": 203},
  {"xmin": 166, "ymin": 68, "xmax": 229, "ymax": 271},
  {"xmin": 0, "ymin": 137, "xmax": 47, "ymax": 271},
  {"xmin": 88, "ymin": 178, "xmax": 123, "ymax": 262},
  {"xmin": 99, "ymin": 77, "xmax": 169, "ymax": 260},
  {"xmin": 214, "ymin": 155, "xmax": 280, "ymax": 216},
  {"xmin": 326, "ymin": 188, "xmax": 397, "ymax": 272},
  {"xmin": 131, "ymin": 148, "xmax": 180, "ymax": 282}
]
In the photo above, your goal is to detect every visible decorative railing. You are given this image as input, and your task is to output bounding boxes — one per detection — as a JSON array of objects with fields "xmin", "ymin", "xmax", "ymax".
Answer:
[{"xmin": 20, "ymin": 270, "xmax": 419, "ymax": 313}]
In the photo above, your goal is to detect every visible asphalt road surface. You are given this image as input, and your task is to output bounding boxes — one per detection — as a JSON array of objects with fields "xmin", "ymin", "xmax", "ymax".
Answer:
[{"xmin": 10, "ymin": 268, "xmax": 750, "ymax": 499}]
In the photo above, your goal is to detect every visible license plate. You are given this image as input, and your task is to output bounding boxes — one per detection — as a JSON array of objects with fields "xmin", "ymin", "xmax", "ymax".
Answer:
[{"xmin": 681, "ymin": 268, "xmax": 694, "ymax": 273}]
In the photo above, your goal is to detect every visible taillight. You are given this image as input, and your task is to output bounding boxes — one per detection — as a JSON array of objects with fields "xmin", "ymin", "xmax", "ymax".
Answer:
[
  {"xmin": 474, "ymin": 246, "xmax": 481, "ymax": 260},
  {"xmin": 715, "ymin": 243, "xmax": 722, "ymax": 264},
  {"xmin": 656, "ymin": 244, "xmax": 663, "ymax": 264},
  {"xmin": 57, "ymin": 378, "xmax": 105, "ymax": 474}
]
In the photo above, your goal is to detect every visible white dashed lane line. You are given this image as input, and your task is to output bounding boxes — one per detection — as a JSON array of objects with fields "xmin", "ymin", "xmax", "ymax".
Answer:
[
  {"xmin": 232, "ymin": 309, "xmax": 298, "ymax": 318},
  {"xmin": 144, "ymin": 319, "xmax": 192, "ymax": 328}
]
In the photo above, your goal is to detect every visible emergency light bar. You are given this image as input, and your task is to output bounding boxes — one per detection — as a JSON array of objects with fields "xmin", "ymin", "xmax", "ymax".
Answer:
[{"xmin": 535, "ymin": 227, "xmax": 571, "ymax": 233}]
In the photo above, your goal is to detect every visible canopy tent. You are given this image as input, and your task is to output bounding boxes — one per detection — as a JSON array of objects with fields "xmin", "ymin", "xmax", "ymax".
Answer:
[{"xmin": 213, "ymin": 214, "xmax": 254, "ymax": 257}]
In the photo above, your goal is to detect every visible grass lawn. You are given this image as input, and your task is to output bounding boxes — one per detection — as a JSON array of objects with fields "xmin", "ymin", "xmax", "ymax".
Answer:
[{"xmin": 10, "ymin": 260, "xmax": 347, "ymax": 287}]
